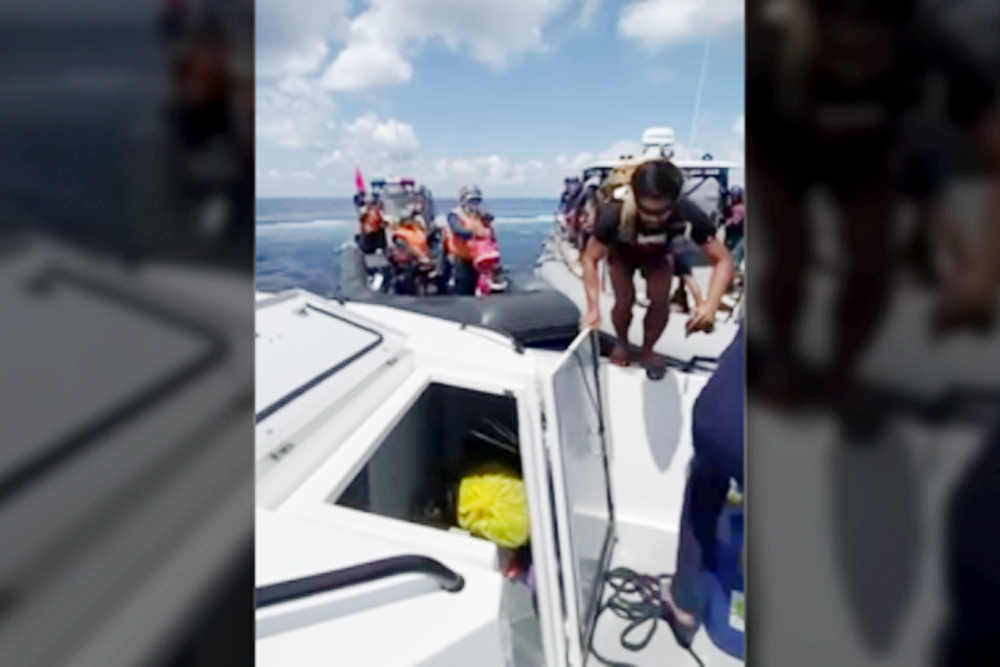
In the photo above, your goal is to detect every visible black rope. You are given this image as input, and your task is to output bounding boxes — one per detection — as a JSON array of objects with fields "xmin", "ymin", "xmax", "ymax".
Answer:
[{"xmin": 589, "ymin": 568, "xmax": 706, "ymax": 667}]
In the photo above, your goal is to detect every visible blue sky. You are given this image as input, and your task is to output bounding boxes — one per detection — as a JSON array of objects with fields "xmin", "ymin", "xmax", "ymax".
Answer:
[{"xmin": 256, "ymin": 0, "xmax": 744, "ymax": 198}]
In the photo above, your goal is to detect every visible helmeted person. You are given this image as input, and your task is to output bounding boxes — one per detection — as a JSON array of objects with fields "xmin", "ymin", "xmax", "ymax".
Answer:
[
  {"xmin": 444, "ymin": 184, "xmax": 494, "ymax": 295},
  {"xmin": 388, "ymin": 212, "xmax": 434, "ymax": 295},
  {"xmin": 356, "ymin": 192, "xmax": 387, "ymax": 254},
  {"xmin": 560, "ymin": 177, "xmax": 582, "ymax": 212}
]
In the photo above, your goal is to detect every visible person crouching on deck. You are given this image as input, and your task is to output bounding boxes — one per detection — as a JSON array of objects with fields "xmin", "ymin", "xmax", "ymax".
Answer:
[{"xmin": 579, "ymin": 159, "xmax": 735, "ymax": 380}]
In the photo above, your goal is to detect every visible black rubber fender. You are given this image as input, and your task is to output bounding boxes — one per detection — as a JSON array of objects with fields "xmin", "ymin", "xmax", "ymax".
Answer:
[{"xmin": 335, "ymin": 245, "xmax": 581, "ymax": 347}]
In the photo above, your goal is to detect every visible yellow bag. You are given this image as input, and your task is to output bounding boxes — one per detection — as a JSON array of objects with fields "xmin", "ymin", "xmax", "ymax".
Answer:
[{"xmin": 456, "ymin": 469, "xmax": 531, "ymax": 549}]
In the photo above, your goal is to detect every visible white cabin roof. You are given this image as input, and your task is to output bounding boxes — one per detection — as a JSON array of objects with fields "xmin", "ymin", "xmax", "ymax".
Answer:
[{"xmin": 583, "ymin": 157, "xmax": 740, "ymax": 172}]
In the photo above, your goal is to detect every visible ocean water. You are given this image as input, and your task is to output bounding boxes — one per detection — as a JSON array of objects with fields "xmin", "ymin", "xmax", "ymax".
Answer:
[
  {"xmin": 256, "ymin": 198, "xmax": 559, "ymax": 296},
  {"xmin": 0, "ymin": 19, "xmax": 162, "ymax": 248}
]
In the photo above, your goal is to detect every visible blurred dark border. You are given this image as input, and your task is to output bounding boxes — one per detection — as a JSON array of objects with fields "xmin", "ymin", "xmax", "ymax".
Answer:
[
  {"xmin": 747, "ymin": 1, "xmax": 1000, "ymax": 665},
  {"xmin": 0, "ymin": 1, "xmax": 253, "ymax": 664}
]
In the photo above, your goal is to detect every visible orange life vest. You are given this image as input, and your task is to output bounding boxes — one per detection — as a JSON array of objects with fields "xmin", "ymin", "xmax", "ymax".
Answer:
[
  {"xmin": 392, "ymin": 222, "xmax": 430, "ymax": 262},
  {"xmin": 445, "ymin": 209, "xmax": 488, "ymax": 263},
  {"xmin": 360, "ymin": 206, "xmax": 384, "ymax": 235}
]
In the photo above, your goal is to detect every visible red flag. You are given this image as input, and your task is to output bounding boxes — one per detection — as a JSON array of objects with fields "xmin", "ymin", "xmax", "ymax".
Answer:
[{"xmin": 354, "ymin": 167, "xmax": 365, "ymax": 194}]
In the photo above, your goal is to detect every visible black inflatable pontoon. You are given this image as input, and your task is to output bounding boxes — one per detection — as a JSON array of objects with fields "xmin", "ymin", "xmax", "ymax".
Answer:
[{"xmin": 335, "ymin": 245, "xmax": 581, "ymax": 348}]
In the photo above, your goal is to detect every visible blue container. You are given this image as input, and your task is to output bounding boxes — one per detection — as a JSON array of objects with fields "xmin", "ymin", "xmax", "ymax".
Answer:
[{"xmin": 703, "ymin": 500, "xmax": 744, "ymax": 660}]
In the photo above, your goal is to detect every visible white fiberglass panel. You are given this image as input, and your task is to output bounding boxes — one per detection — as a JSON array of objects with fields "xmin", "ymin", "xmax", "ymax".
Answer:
[
  {"xmin": 0, "ymin": 262, "xmax": 219, "ymax": 484},
  {"xmin": 255, "ymin": 298, "xmax": 383, "ymax": 421}
]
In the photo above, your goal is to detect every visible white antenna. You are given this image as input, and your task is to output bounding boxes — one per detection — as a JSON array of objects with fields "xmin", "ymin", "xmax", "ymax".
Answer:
[{"xmin": 688, "ymin": 38, "xmax": 711, "ymax": 151}]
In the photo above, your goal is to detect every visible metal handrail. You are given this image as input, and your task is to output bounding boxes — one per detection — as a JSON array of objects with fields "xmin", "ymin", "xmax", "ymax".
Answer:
[{"xmin": 256, "ymin": 555, "xmax": 465, "ymax": 610}]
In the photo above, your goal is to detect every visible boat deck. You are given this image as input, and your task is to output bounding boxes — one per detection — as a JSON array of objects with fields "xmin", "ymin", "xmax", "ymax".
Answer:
[{"xmin": 254, "ymin": 295, "xmax": 744, "ymax": 666}]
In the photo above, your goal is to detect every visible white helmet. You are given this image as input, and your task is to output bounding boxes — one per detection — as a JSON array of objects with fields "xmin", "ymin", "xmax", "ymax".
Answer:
[{"xmin": 459, "ymin": 184, "xmax": 483, "ymax": 207}]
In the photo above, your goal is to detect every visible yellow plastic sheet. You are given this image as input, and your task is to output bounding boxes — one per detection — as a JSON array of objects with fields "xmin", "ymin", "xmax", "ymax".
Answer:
[{"xmin": 456, "ymin": 469, "xmax": 530, "ymax": 549}]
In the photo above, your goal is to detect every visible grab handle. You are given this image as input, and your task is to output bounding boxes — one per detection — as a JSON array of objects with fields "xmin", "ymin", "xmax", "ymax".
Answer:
[{"xmin": 256, "ymin": 555, "xmax": 465, "ymax": 609}]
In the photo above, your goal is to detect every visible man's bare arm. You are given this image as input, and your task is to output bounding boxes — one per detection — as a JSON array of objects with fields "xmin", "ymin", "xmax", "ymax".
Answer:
[
  {"xmin": 581, "ymin": 236, "xmax": 609, "ymax": 324},
  {"xmin": 701, "ymin": 237, "xmax": 736, "ymax": 309}
]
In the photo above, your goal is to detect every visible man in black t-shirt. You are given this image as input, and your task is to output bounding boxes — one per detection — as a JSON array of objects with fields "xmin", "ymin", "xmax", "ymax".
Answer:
[{"xmin": 580, "ymin": 160, "xmax": 735, "ymax": 380}]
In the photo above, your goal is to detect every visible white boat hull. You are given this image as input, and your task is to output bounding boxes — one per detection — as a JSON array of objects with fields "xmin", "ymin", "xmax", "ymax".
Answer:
[{"xmin": 254, "ymin": 294, "xmax": 745, "ymax": 666}]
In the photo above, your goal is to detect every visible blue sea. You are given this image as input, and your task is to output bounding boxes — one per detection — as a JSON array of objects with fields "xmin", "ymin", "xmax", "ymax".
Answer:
[{"xmin": 256, "ymin": 198, "xmax": 559, "ymax": 296}]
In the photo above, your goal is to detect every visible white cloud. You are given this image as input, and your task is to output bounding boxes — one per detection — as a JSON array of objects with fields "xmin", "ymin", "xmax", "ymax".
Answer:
[
  {"xmin": 578, "ymin": 0, "xmax": 603, "ymax": 26},
  {"xmin": 618, "ymin": 0, "xmax": 743, "ymax": 51},
  {"xmin": 321, "ymin": 40, "xmax": 413, "ymax": 91},
  {"xmin": 438, "ymin": 155, "xmax": 548, "ymax": 187},
  {"xmin": 255, "ymin": 1, "xmax": 745, "ymax": 195},
  {"xmin": 256, "ymin": 76, "xmax": 337, "ymax": 150},
  {"xmin": 265, "ymin": 108, "xmax": 745, "ymax": 196},
  {"xmin": 289, "ymin": 117, "xmax": 746, "ymax": 196},
  {"xmin": 341, "ymin": 113, "xmax": 420, "ymax": 162},
  {"xmin": 320, "ymin": 0, "xmax": 573, "ymax": 92},
  {"xmin": 256, "ymin": 0, "xmax": 349, "ymax": 77},
  {"xmin": 317, "ymin": 150, "xmax": 345, "ymax": 168}
]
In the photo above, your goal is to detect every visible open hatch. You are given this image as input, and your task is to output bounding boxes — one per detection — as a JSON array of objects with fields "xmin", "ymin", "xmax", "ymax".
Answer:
[
  {"xmin": 316, "ymin": 332, "xmax": 615, "ymax": 667},
  {"xmin": 326, "ymin": 379, "xmax": 547, "ymax": 665}
]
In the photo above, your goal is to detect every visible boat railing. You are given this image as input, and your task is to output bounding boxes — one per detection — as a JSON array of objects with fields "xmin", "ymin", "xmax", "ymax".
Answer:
[{"xmin": 256, "ymin": 555, "xmax": 466, "ymax": 609}]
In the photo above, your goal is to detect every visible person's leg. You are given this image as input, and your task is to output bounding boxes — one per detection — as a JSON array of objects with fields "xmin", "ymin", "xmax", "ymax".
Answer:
[
  {"xmin": 639, "ymin": 260, "xmax": 673, "ymax": 379},
  {"xmin": 607, "ymin": 252, "xmax": 636, "ymax": 366},
  {"xmin": 454, "ymin": 259, "xmax": 478, "ymax": 296},
  {"xmin": 900, "ymin": 146, "xmax": 950, "ymax": 286},
  {"xmin": 937, "ymin": 420, "xmax": 1000, "ymax": 665},
  {"xmin": 752, "ymin": 136, "xmax": 810, "ymax": 401},
  {"xmin": 437, "ymin": 254, "xmax": 453, "ymax": 294},
  {"xmin": 670, "ymin": 253, "xmax": 692, "ymax": 312},
  {"xmin": 665, "ymin": 457, "xmax": 731, "ymax": 632},
  {"xmin": 395, "ymin": 265, "xmax": 416, "ymax": 295},
  {"xmin": 829, "ymin": 176, "xmax": 896, "ymax": 401},
  {"xmin": 665, "ymin": 324, "xmax": 745, "ymax": 629},
  {"xmin": 932, "ymin": 198, "xmax": 971, "ymax": 274},
  {"xmin": 902, "ymin": 197, "xmax": 939, "ymax": 286}
]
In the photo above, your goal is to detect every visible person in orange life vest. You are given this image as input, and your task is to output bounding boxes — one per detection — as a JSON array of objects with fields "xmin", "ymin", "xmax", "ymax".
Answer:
[
  {"xmin": 445, "ymin": 184, "xmax": 493, "ymax": 295},
  {"xmin": 390, "ymin": 204, "xmax": 432, "ymax": 267},
  {"xmin": 356, "ymin": 194, "xmax": 387, "ymax": 254},
  {"xmin": 388, "ymin": 214, "xmax": 434, "ymax": 294}
]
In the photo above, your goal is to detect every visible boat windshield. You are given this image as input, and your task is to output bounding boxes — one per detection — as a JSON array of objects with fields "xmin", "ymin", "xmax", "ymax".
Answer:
[
  {"xmin": 379, "ymin": 184, "xmax": 427, "ymax": 223},
  {"xmin": 582, "ymin": 166, "xmax": 612, "ymax": 184}
]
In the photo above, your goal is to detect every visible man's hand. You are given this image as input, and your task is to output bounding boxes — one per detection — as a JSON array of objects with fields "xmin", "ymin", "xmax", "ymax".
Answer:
[
  {"xmin": 686, "ymin": 302, "xmax": 717, "ymax": 336},
  {"xmin": 580, "ymin": 308, "xmax": 600, "ymax": 330}
]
